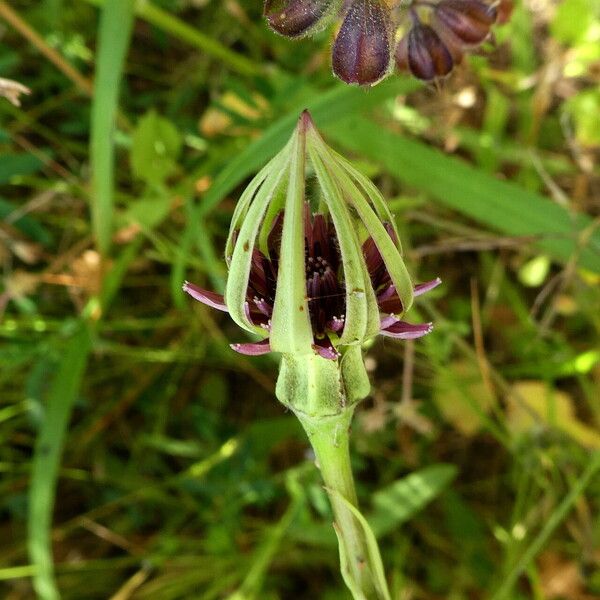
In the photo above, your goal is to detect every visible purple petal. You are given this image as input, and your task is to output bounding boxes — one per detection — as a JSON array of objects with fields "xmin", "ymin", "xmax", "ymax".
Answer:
[
  {"xmin": 379, "ymin": 314, "xmax": 398, "ymax": 330},
  {"xmin": 380, "ymin": 320, "xmax": 434, "ymax": 339},
  {"xmin": 252, "ymin": 296, "xmax": 273, "ymax": 317},
  {"xmin": 377, "ymin": 284, "xmax": 397, "ymax": 303},
  {"xmin": 183, "ymin": 281, "xmax": 228, "ymax": 312},
  {"xmin": 327, "ymin": 315, "xmax": 345, "ymax": 333},
  {"xmin": 414, "ymin": 277, "xmax": 442, "ymax": 297},
  {"xmin": 377, "ymin": 286, "xmax": 403, "ymax": 314},
  {"xmin": 313, "ymin": 336, "xmax": 340, "ymax": 359},
  {"xmin": 231, "ymin": 339, "xmax": 272, "ymax": 355},
  {"xmin": 362, "ymin": 235, "xmax": 383, "ymax": 274}
]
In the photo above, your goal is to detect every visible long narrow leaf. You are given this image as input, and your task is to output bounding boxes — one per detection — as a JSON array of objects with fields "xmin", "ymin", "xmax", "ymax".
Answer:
[
  {"xmin": 28, "ymin": 324, "xmax": 92, "ymax": 600},
  {"xmin": 198, "ymin": 78, "xmax": 421, "ymax": 217},
  {"xmin": 90, "ymin": 0, "xmax": 135, "ymax": 255},
  {"xmin": 326, "ymin": 116, "xmax": 600, "ymax": 273},
  {"xmin": 81, "ymin": 0, "xmax": 261, "ymax": 77},
  {"xmin": 491, "ymin": 451, "xmax": 600, "ymax": 599}
]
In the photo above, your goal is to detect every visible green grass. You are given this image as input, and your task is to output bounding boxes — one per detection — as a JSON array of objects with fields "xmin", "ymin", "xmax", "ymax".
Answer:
[{"xmin": 1, "ymin": 1, "xmax": 599, "ymax": 598}]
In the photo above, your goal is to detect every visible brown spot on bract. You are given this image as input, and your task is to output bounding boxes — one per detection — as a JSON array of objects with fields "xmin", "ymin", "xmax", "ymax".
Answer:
[
  {"xmin": 299, "ymin": 305, "xmax": 304, "ymax": 311},
  {"xmin": 243, "ymin": 241, "xmax": 250, "ymax": 251}
]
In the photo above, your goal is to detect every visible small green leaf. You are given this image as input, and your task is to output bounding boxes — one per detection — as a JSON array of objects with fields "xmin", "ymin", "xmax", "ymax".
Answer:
[
  {"xmin": 28, "ymin": 324, "xmax": 92, "ymax": 600},
  {"xmin": 333, "ymin": 524, "xmax": 369, "ymax": 600},
  {"xmin": 551, "ymin": 0, "xmax": 596, "ymax": 45},
  {"xmin": 130, "ymin": 109, "xmax": 182, "ymax": 185},
  {"xmin": 369, "ymin": 464, "xmax": 458, "ymax": 537},
  {"xmin": 0, "ymin": 153, "xmax": 43, "ymax": 184},
  {"xmin": 122, "ymin": 194, "xmax": 172, "ymax": 229},
  {"xmin": 329, "ymin": 489, "xmax": 392, "ymax": 600},
  {"xmin": 565, "ymin": 88, "xmax": 600, "ymax": 148}
]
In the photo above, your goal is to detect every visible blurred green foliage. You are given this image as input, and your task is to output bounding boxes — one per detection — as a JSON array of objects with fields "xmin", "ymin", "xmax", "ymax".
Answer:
[{"xmin": 1, "ymin": 0, "xmax": 599, "ymax": 598}]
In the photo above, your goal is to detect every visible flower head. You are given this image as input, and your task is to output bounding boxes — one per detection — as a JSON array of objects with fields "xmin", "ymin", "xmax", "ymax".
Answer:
[
  {"xmin": 263, "ymin": 0, "xmax": 510, "ymax": 85},
  {"xmin": 184, "ymin": 111, "xmax": 439, "ymax": 362}
]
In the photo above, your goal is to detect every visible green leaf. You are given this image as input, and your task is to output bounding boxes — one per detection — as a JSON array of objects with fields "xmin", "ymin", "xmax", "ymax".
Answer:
[
  {"xmin": 121, "ymin": 194, "xmax": 173, "ymax": 229},
  {"xmin": 0, "ymin": 153, "xmax": 43, "ymax": 184},
  {"xmin": 333, "ymin": 524, "xmax": 369, "ymax": 600},
  {"xmin": 0, "ymin": 198, "xmax": 53, "ymax": 245},
  {"xmin": 225, "ymin": 151, "xmax": 291, "ymax": 335},
  {"xmin": 308, "ymin": 140, "xmax": 373, "ymax": 346},
  {"xmin": 369, "ymin": 464, "xmax": 458, "ymax": 538},
  {"xmin": 197, "ymin": 77, "xmax": 421, "ymax": 217},
  {"xmin": 90, "ymin": 0, "xmax": 135, "ymax": 255},
  {"xmin": 28, "ymin": 324, "xmax": 92, "ymax": 600},
  {"xmin": 326, "ymin": 116, "xmax": 600, "ymax": 274},
  {"xmin": 329, "ymin": 489, "xmax": 392, "ymax": 600},
  {"xmin": 565, "ymin": 88, "xmax": 600, "ymax": 147},
  {"xmin": 130, "ymin": 110, "xmax": 182, "ymax": 185},
  {"xmin": 551, "ymin": 0, "xmax": 596, "ymax": 44},
  {"xmin": 491, "ymin": 452, "xmax": 600, "ymax": 599},
  {"xmin": 81, "ymin": 0, "xmax": 261, "ymax": 77}
]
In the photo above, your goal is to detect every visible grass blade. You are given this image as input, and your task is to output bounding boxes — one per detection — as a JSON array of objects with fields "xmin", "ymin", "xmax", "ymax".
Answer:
[
  {"xmin": 90, "ymin": 0, "xmax": 135, "ymax": 255},
  {"xmin": 28, "ymin": 324, "xmax": 92, "ymax": 600},
  {"xmin": 369, "ymin": 464, "xmax": 458, "ymax": 538},
  {"xmin": 491, "ymin": 451, "xmax": 600, "ymax": 599},
  {"xmin": 326, "ymin": 116, "xmax": 600, "ymax": 273},
  {"xmin": 80, "ymin": 0, "xmax": 260, "ymax": 77},
  {"xmin": 197, "ymin": 78, "xmax": 421, "ymax": 217}
]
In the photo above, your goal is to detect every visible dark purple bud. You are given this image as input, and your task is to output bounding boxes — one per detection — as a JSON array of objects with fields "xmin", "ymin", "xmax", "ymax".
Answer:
[
  {"xmin": 496, "ymin": 0, "xmax": 514, "ymax": 24},
  {"xmin": 434, "ymin": 0, "xmax": 497, "ymax": 46},
  {"xmin": 407, "ymin": 23, "xmax": 454, "ymax": 81},
  {"xmin": 264, "ymin": 0, "xmax": 337, "ymax": 38},
  {"xmin": 394, "ymin": 35, "xmax": 410, "ymax": 74},
  {"xmin": 332, "ymin": 0, "xmax": 392, "ymax": 85}
]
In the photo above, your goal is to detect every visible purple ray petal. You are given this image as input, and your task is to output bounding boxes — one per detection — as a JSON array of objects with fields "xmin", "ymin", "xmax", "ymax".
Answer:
[
  {"xmin": 362, "ymin": 235, "xmax": 383, "ymax": 274},
  {"xmin": 379, "ymin": 314, "xmax": 398, "ymax": 330},
  {"xmin": 313, "ymin": 335, "xmax": 340, "ymax": 359},
  {"xmin": 377, "ymin": 284, "xmax": 396, "ymax": 303},
  {"xmin": 414, "ymin": 277, "xmax": 442, "ymax": 297},
  {"xmin": 230, "ymin": 339, "xmax": 272, "ymax": 355},
  {"xmin": 267, "ymin": 212, "xmax": 284, "ymax": 255},
  {"xmin": 253, "ymin": 296, "xmax": 273, "ymax": 317},
  {"xmin": 183, "ymin": 281, "xmax": 228, "ymax": 312},
  {"xmin": 377, "ymin": 291, "xmax": 403, "ymax": 315},
  {"xmin": 380, "ymin": 320, "xmax": 434, "ymax": 339},
  {"xmin": 327, "ymin": 315, "xmax": 345, "ymax": 333}
]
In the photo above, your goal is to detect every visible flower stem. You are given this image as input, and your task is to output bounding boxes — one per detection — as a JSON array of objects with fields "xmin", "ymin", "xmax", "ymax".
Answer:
[{"xmin": 297, "ymin": 408, "xmax": 381, "ymax": 600}]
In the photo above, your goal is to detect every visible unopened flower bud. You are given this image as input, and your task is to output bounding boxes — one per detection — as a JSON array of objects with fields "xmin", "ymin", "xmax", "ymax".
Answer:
[
  {"xmin": 496, "ymin": 0, "xmax": 514, "ymax": 24},
  {"xmin": 433, "ymin": 0, "xmax": 497, "ymax": 46},
  {"xmin": 332, "ymin": 0, "xmax": 392, "ymax": 85},
  {"xmin": 264, "ymin": 0, "xmax": 339, "ymax": 38},
  {"xmin": 406, "ymin": 23, "xmax": 454, "ymax": 81}
]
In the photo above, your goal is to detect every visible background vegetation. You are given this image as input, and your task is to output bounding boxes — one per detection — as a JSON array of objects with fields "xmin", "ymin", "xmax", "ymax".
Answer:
[{"xmin": 1, "ymin": 0, "xmax": 599, "ymax": 598}]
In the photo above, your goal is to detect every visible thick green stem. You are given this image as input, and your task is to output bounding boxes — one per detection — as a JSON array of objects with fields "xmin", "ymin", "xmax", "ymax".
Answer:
[
  {"xmin": 276, "ymin": 350, "xmax": 388, "ymax": 598},
  {"xmin": 297, "ymin": 409, "xmax": 379, "ymax": 600}
]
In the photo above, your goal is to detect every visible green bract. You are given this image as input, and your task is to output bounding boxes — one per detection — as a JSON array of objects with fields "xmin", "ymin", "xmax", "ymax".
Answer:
[
  {"xmin": 223, "ymin": 111, "xmax": 414, "ymax": 416},
  {"xmin": 224, "ymin": 112, "xmax": 413, "ymax": 351}
]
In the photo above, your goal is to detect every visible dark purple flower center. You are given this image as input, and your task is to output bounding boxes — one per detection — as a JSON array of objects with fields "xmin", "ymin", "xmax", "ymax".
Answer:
[
  {"xmin": 244, "ymin": 209, "xmax": 349, "ymax": 341},
  {"xmin": 240, "ymin": 206, "xmax": 411, "ymax": 352}
]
